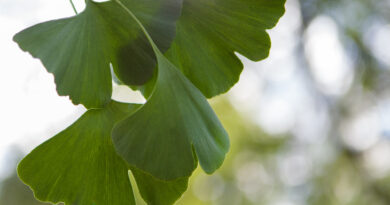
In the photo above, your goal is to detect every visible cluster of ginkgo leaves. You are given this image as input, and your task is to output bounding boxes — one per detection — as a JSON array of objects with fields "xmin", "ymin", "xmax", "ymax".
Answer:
[{"xmin": 14, "ymin": 0, "xmax": 285, "ymax": 204}]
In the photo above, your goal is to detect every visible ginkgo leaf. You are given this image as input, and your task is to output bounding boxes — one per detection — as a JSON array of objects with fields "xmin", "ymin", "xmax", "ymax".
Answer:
[
  {"xmin": 13, "ymin": 0, "xmax": 182, "ymax": 108},
  {"xmin": 14, "ymin": 0, "xmax": 287, "ymax": 203},
  {"xmin": 166, "ymin": 0, "xmax": 286, "ymax": 97},
  {"xmin": 18, "ymin": 101, "xmax": 188, "ymax": 205},
  {"xmin": 113, "ymin": 52, "xmax": 230, "ymax": 180},
  {"xmin": 111, "ymin": 3, "xmax": 229, "ymax": 180}
]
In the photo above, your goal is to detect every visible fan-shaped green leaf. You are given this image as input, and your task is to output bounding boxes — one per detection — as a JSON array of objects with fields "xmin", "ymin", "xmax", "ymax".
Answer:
[
  {"xmin": 18, "ymin": 101, "xmax": 188, "ymax": 205},
  {"xmin": 111, "ymin": 3, "xmax": 229, "ymax": 180},
  {"xmin": 166, "ymin": 0, "xmax": 286, "ymax": 97},
  {"xmin": 13, "ymin": 0, "xmax": 182, "ymax": 108},
  {"xmin": 112, "ymin": 53, "xmax": 229, "ymax": 180}
]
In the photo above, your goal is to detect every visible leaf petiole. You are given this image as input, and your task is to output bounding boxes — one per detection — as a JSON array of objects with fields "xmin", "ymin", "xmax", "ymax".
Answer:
[
  {"xmin": 114, "ymin": 0, "xmax": 160, "ymax": 55},
  {"xmin": 69, "ymin": 0, "xmax": 78, "ymax": 14}
]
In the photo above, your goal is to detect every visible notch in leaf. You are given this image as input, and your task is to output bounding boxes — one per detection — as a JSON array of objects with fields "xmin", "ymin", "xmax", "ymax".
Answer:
[
  {"xmin": 166, "ymin": 0, "xmax": 286, "ymax": 97},
  {"xmin": 13, "ymin": 0, "xmax": 182, "ymax": 109}
]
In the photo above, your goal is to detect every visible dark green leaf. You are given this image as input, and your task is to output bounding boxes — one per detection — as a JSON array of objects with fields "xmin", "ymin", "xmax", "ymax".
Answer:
[
  {"xmin": 13, "ymin": 0, "xmax": 182, "ymax": 108},
  {"xmin": 166, "ymin": 0, "xmax": 286, "ymax": 97}
]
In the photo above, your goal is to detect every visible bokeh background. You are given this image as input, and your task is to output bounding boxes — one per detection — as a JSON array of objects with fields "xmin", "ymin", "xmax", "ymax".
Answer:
[{"xmin": 1, "ymin": 0, "xmax": 390, "ymax": 204}]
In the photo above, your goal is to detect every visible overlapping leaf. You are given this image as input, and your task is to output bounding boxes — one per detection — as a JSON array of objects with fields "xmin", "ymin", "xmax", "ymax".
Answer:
[
  {"xmin": 15, "ymin": 0, "xmax": 287, "ymax": 204},
  {"xmin": 113, "ymin": 52, "xmax": 230, "ymax": 180},
  {"xmin": 13, "ymin": 0, "xmax": 182, "ymax": 108},
  {"xmin": 166, "ymin": 0, "xmax": 286, "ymax": 97},
  {"xmin": 111, "ymin": 5, "xmax": 229, "ymax": 180},
  {"xmin": 18, "ymin": 101, "xmax": 188, "ymax": 205}
]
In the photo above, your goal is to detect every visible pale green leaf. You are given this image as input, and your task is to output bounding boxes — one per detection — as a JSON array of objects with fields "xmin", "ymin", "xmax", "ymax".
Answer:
[{"xmin": 18, "ymin": 101, "xmax": 188, "ymax": 205}]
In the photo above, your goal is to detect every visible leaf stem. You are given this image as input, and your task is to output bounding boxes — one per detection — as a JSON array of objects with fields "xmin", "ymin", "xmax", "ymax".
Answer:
[
  {"xmin": 69, "ymin": 0, "xmax": 78, "ymax": 14},
  {"xmin": 114, "ymin": 0, "xmax": 160, "ymax": 54}
]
